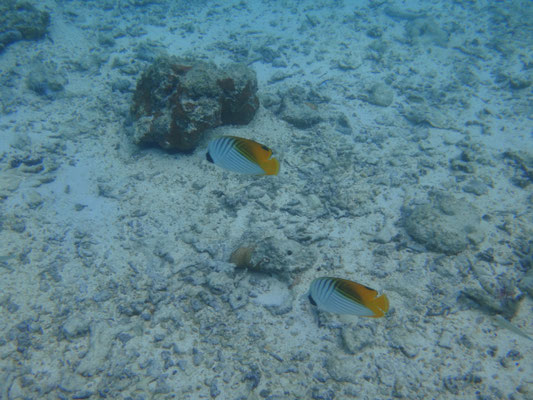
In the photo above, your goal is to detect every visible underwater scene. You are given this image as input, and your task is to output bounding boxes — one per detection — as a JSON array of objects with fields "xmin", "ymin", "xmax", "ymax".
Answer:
[{"xmin": 0, "ymin": 0, "xmax": 532, "ymax": 399}]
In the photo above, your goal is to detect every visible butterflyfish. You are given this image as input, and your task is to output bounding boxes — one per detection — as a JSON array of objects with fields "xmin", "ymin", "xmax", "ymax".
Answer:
[
  {"xmin": 206, "ymin": 136, "xmax": 280, "ymax": 175},
  {"xmin": 308, "ymin": 277, "xmax": 389, "ymax": 318}
]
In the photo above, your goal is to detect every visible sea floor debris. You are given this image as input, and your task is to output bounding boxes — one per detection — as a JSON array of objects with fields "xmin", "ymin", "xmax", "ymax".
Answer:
[{"xmin": 0, "ymin": 1, "xmax": 532, "ymax": 399}]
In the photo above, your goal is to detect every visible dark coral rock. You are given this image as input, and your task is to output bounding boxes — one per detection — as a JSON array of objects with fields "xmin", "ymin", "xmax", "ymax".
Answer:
[
  {"xmin": 0, "ymin": 1, "xmax": 50, "ymax": 52},
  {"xmin": 131, "ymin": 55, "xmax": 259, "ymax": 152},
  {"xmin": 218, "ymin": 63, "xmax": 259, "ymax": 125}
]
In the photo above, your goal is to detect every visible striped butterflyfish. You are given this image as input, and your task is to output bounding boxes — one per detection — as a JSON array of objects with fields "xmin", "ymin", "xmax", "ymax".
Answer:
[
  {"xmin": 308, "ymin": 277, "xmax": 389, "ymax": 318},
  {"xmin": 206, "ymin": 136, "xmax": 280, "ymax": 175}
]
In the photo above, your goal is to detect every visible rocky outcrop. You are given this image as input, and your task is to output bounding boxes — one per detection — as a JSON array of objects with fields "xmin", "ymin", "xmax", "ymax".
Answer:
[
  {"xmin": 0, "ymin": 2, "xmax": 50, "ymax": 52},
  {"xmin": 130, "ymin": 56, "xmax": 259, "ymax": 152}
]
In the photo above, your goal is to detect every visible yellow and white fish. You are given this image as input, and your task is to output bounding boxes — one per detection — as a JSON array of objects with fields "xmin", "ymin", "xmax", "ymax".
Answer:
[
  {"xmin": 206, "ymin": 136, "xmax": 280, "ymax": 175},
  {"xmin": 308, "ymin": 277, "xmax": 389, "ymax": 318}
]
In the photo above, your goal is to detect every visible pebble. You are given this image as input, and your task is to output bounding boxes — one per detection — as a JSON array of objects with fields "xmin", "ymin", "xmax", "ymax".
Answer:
[
  {"xmin": 153, "ymin": 377, "xmax": 171, "ymax": 394},
  {"xmin": 228, "ymin": 287, "xmax": 248, "ymax": 310},
  {"xmin": 117, "ymin": 332, "xmax": 133, "ymax": 345},
  {"xmin": 438, "ymin": 330, "xmax": 454, "ymax": 349},
  {"xmin": 311, "ymin": 387, "xmax": 336, "ymax": 400},
  {"xmin": 0, "ymin": 174, "xmax": 20, "ymax": 198},
  {"xmin": 372, "ymin": 221, "xmax": 396, "ymax": 244},
  {"xmin": 518, "ymin": 269, "xmax": 533, "ymax": 298},
  {"xmin": 25, "ymin": 190, "xmax": 43, "ymax": 209},
  {"xmin": 325, "ymin": 356, "xmax": 358, "ymax": 383},
  {"xmin": 500, "ymin": 349, "xmax": 522, "ymax": 368},
  {"xmin": 111, "ymin": 78, "xmax": 131, "ymax": 93},
  {"xmin": 341, "ymin": 325, "xmax": 374, "ymax": 354},
  {"xmin": 403, "ymin": 192, "xmax": 483, "ymax": 254},
  {"xmin": 62, "ymin": 316, "xmax": 90, "ymax": 340},
  {"xmin": 7, "ymin": 301, "xmax": 19, "ymax": 313},
  {"xmin": 16, "ymin": 331, "xmax": 32, "ymax": 354},
  {"xmin": 443, "ymin": 374, "xmax": 482, "ymax": 395},
  {"xmin": 367, "ymin": 83, "xmax": 394, "ymax": 107},
  {"xmin": 7, "ymin": 215, "xmax": 26, "ymax": 233},
  {"xmin": 462, "ymin": 179, "xmax": 489, "ymax": 196},
  {"xmin": 210, "ymin": 378, "xmax": 220, "ymax": 398},
  {"xmin": 92, "ymin": 289, "xmax": 112, "ymax": 303},
  {"xmin": 76, "ymin": 321, "xmax": 115, "ymax": 377},
  {"xmin": 192, "ymin": 348, "xmax": 203, "ymax": 366},
  {"xmin": 26, "ymin": 61, "xmax": 67, "ymax": 98},
  {"xmin": 72, "ymin": 391, "xmax": 94, "ymax": 399}
]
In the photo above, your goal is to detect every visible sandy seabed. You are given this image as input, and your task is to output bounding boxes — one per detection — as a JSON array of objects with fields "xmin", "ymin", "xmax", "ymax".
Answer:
[{"xmin": 0, "ymin": 1, "xmax": 532, "ymax": 399}]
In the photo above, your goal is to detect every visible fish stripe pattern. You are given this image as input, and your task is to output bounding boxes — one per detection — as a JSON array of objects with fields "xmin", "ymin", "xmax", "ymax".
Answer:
[
  {"xmin": 206, "ymin": 136, "xmax": 279, "ymax": 175},
  {"xmin": 309, "ymin": 277, "xmax": 389, "ymax": 318}
]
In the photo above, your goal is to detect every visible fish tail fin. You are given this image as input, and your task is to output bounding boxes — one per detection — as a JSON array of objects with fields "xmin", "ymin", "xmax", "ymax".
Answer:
[
  {"xmin": 263, "ymin": 158, "xmax": 280, "ymax": 175},
  {"xmin": 369, "ymin": 294, "xmax": 389, "ymax": 318}
]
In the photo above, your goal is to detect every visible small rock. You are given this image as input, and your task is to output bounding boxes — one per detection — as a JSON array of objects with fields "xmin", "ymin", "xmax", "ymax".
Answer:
[
  {"xmin": 0, "ymin": 174, "xmax": 21, "ymax": 199},
  {"xmin": 26, "ymin": 60, "xmax": 67, "ymax": 98},
  {"xmin": 242, "ymin": 365, "xmax": 261, "ymax": 390},
  {"xmin": 25, "ymin": 190, "xmax": 43, "ymax": 209},
  {"xmin": 405, "ymin": 18, "xmax": 449, "ymax": 47},
  {"xmin": 518, "ymin": 269, "xmax": 533, "ymax": 298},
  {"xmin": 311, "ymin": 387, "xmax": 336, "ymax": 400},
  {"xmin": 325, "ymin": 356, "xmax": 358, "ymax": 383},
  {"xmin": 372, "ymin": 221, "xmax": 396, "ymax": 244},
  {"xmin": 334, "ymin": 113, "xmax": 352, "ymax": 135},
  {"xmin": 341, "ymin": 325, "xmax": 374, "ymax": 354},
  {"xmin": 500, "ymin": 349, "xmax": 522, "ymax": 368},
  {"xmin": 277, "ymin": 86, "xmax": 325, "ymax": 129},
  {"xmin": 438, "ymin": 329, "xmax": 454, "ymax": 349},
  {"xmin": 462, "ymin": 179, "xmax": 488, "ymax": 196},
  {"xmin": 403, "ymin": 192, "xmax": 483, "ymax": 254},
  {"xmin": 76, "ymin": 321, "xmax": 116, "ymax": 376},
  {"xmin": 7, "ymin": 301, "xmax": 19, "ymax": 313},
  {"xmin": 246, "ymin": 236, "xmax": 315, "ymax": 279},
  {"xmin": 111, "ymin": 78, "xmax": 131, "ymax": 93},
  {"xmin": 92, "ymin": 289, "xmax": 112, "ymax": 303},
  {"xmin": 62, "ymin": 315, "xmax": 90, "ymax": 340},
  {"xmin": 450, "ymin": 159, "xmax": 476, "ymax": 174},
  {"xmin": 366, "ymin": 83, "xmax": 394, "ymax": 107},
  {"xmin": 116, "ymin": 332, "xmax": 133, "ymax": 344},
  {"xmin": 192, "ymin": 347, "xmax": 203, "ymax": 366},
  {"xmin": 209, "ymin": 378, "xmax": 220, "ymax": 398},
  {"xmin": 336, "ymin": 53, "xmax": 362, "ymax": 70},
  {"xmin": 154, "ymin": 377, "xmax": 171, "ymax": 394},
  {"xmin": 443, "ymin": 374, "xmax": 482, "ymax": 395},
  {"xmin": 280, "ymin": 97, "xmax": 322, "ymax": 128},
  {"xmin": 228, "ymin": 287, "xmax": 248, "ymax": 310},
  {"xmin": 206, "ymin": 271, "xmax": 232, "ymax": 295},
  {"xmin": 508, "ymin": 73, "xmax": 531, "ymax": 90}
]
